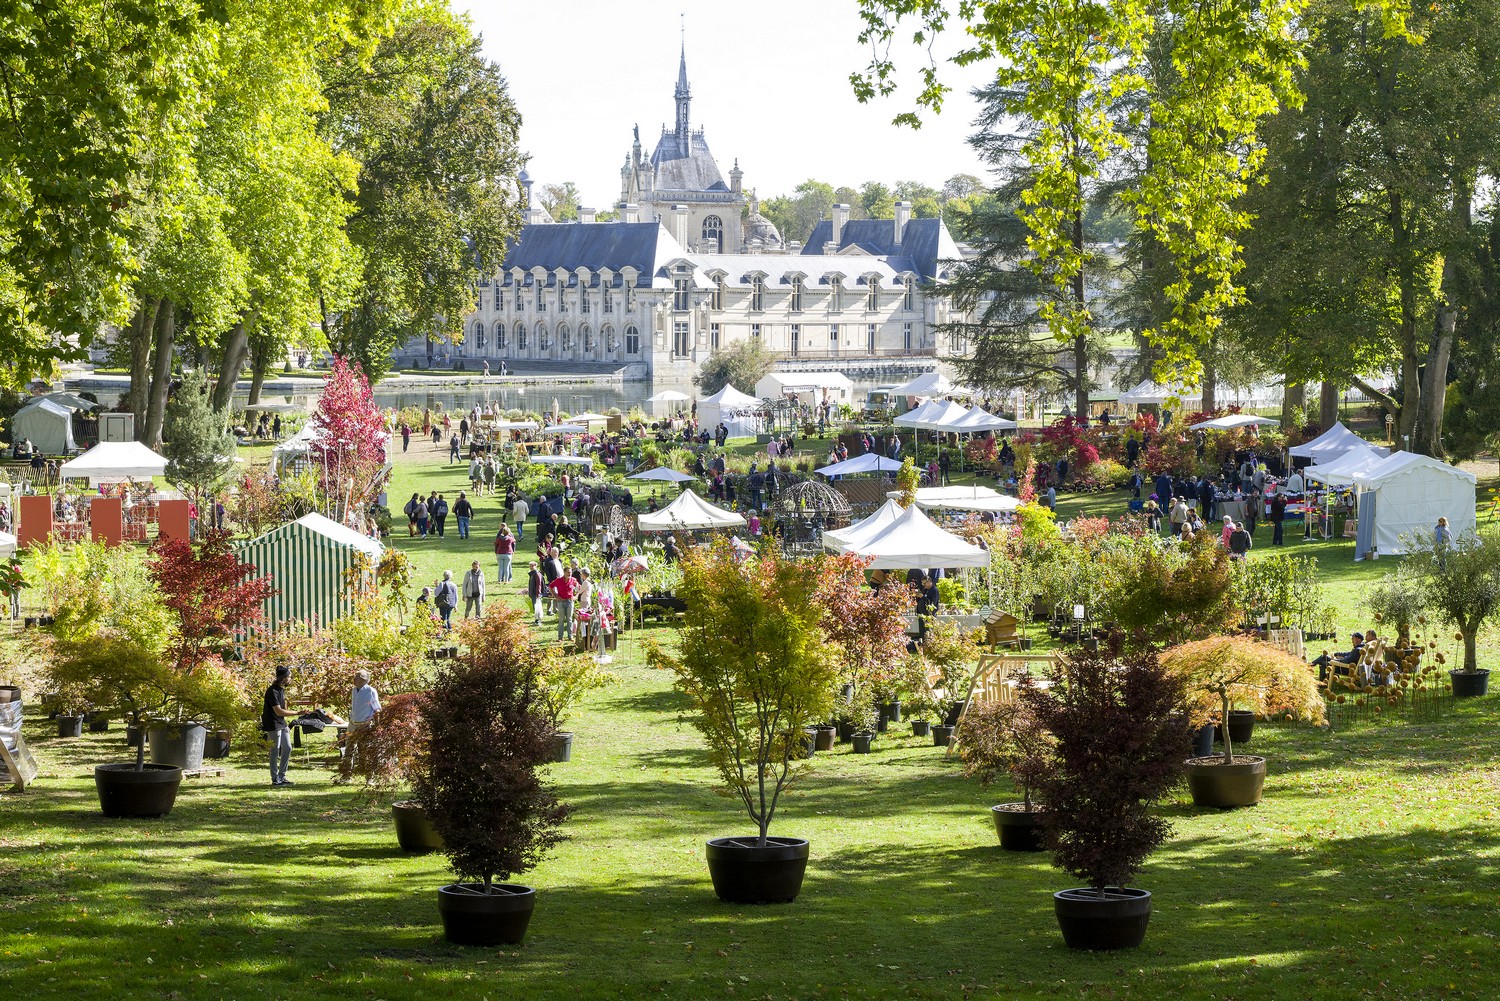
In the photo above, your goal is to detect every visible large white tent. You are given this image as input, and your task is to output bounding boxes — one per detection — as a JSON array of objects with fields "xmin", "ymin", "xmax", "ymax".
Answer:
[
  {"xmin": 0, "ymin": 531, "xmax": 16, "ymax": 558},
  {"xmin": 843, "ymin": 503, "xmax": 989, "ymax": 570},
  {"xmin": 895, "ymin": 399, "xmax": 969, "ymax": 431},
  {"xmin": 893, "ymin": 485, "xmax": 1022, "ymax": 514},
  {"xmin": 637, "ymin": 489, "xmax": 747, "ymax": 532},
  {"xmin": 944, "ymin": 406, "xmax": 1018, "ymax": 433},
  {"xmin": 698, "ymin": 384, "xmax": 760, "ymax": 438},
  {"xmin": 58, "ymin": 441, "xmax": 167, "ymax": 485},
  {"xmin": 754, "ymin": 372, "xmax": 854, "ymax": 404},
  {"xmin": 891, "ymin": 371, "xmax": 966, "ymax": 398},
  {"xmin": 1289, "ymin": 422, "xmax": 1388, "ymax": 463},
  {"xmin": 11, "ymin": 398, "xmax": 77, "ymax": 454},
  {"xmin": 816, "ymin": 453, "xmax": 904, "ymax": 478},
  {"xmin": 822, "ymin": 499, "xmax": 906, "ymax": 554},
  {"xmin": 893, "ymin": 399, "xmax": 945, "ymax": 429},
  {"xmin": 1304, "ymin": 444, "xmax": 1388, "ymax": 486},
  {"xmin": 1120, "ymin": 380, "xmax": 1202, "ymax": 407},
  {"xmin": 1189, "ymin": 413, "xmax": 1280, "ymax": 431},
  {"xmin": 1352, "ymin": 452, "xmax": 1477, "ymax": 559}
]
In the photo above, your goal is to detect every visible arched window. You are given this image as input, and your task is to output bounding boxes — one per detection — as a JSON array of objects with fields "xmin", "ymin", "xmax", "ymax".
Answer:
[
  {"xmin": 538, "ymin": 323, "xmax": 550, "ymax": 352},
  {"xmin": 559, "ymin": 324, "xmax": 572, "ymax": 352},
  {"xmin": 498, "ymin": 323, "xmax": 508, "ymax": 350},
  {"xmin": 517, "ymin": 324, "xmax": 528, "ymax": 351},
  {"xmin": 604, "ymin": 325, "xmax": 617, "ymax": 353},
  {"xmin": 473, "ymin": 321, "xmax": 485, "ymax": 350},
  {"xmin": 702, "ymin": 214, "xmax": 722, "ymax": 252},
  {"xmin": 582, "ymin": 325, "xmax": 594, "ymax": 354},
  {"xmin": 624, "ymin": 325, "xmax": 640, "ymax": 355}
]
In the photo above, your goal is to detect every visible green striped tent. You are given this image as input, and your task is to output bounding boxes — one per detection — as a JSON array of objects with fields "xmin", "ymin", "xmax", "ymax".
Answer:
[{"xmin": 238, "ymin": 513, "xmax": 383, "ymax": 631}]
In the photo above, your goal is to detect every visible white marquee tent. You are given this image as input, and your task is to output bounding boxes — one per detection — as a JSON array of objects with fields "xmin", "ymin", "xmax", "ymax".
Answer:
[
  {"xmin": 893, "ymin": 485, "xmax": 1022, "ymax": 514},
  {"xmin": 822, "ymin": 499, "xmax": 906, "ymax": 554},
  {"xmin": 1120, "ymin": 380, "xmax": 1202, "ymax": 407},
  {"xmin": 1352, "ymin": 452, "xmax": 1477, "ymax": 560},
  {"xmin": 843, "ymin": 503, "xmax": 989, "ymax": 571},
  {"xmin": 1304, "ymin": 444, "xmax": 1388, "ymax": 487},
  {"xmin": 891, "ymin": 371, "xmax": 967, "ymax": 398},
  {"xmin": 754, "ymin": 372, "xmax": 854, "ymax": 404},
  {"xmin": 815, "ymin": 453, "xmax": 904, "ymax": 478},
  {"xmin": 637, "ymin": 489, "xmax": 747, "ymax": 532},
  {"xmin": 893, "ymin": 399, "xmax": 944, "ymax": 429},
  {"xmin": 698, "ymin": 384, "xmax": 760, "ymax": 438},
  {"xmin": 58, "ymin": 441, "xmax": 167, "ymax": 485},
  {"xmin": 1189, "ymin": 414, "xmax": 1280, "ymax": 431},
  {"xmin": 0, "ymin": 531, "xmax": 16, "ymax": 558},
  {"xmin": 11, "ymin": 398, "xmax": 77, "ymax": 454},
  {"xmin": 945, "ymin": 406, "xmax": 1018, "ymax": 433},
  {"xmin": 894, "ymin": 399, "xmax": 969, "ymax": 431},
  {"xmin": 1289, "ymin": 422, "xmax": 1388, "ymax": 464}
]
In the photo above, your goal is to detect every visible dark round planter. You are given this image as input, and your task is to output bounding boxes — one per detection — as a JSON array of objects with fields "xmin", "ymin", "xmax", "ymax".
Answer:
[
  {"xmin": 94, "ymin": 763, "xmax": 183, "ymax": 818},
  {"xmin": 393, "ymin": 800, "xmax": 445, "ymax": 853},
  {"xmin": 835, "ymin": 719, "xmax": 855, "ymax": 742},
  {"xmin": 203, "ymin": 732, "xmax": 232, "ymax": 759},
  {"xmin": 874, "ymin": 714, "xmax": 888, "ymax": 733},
  {"xmin": 944, "ymin": 700, "xmax": 967, "ymax": 727},
  {"xmin": 437, "ymin": 883, "xmax": 536, "ymax": 946},
  {"xmin": 813, "ymin": 726, "xmax": 837, "ymax": 751},
  {"xmin": 882, "ymin": 701, "xmax": 902, "ymax": 723},
  {"xmin": 851, "ymin": 732, "xmax": 874, "ymax": 754},
  {"xmin": 148, "ymin": 724, "xmax": 207, "ymax": 771},
  {"xmin": 1186, "ymin": 755, "xmax": 1267, "ymax": 808},
  {"xmin": 548, "ymin": 731, "xmax": 574, "ymax": 763},
  {"xmin": 125, "ymin": 725, "xmax": 145, "ymax": 749},
  {"xmin": 1214, "ymin": 710, "xmax": 1255, "ymax": 746},
  {"xmin": 1450, "ymin": 669, "xmax": 1490, "ymax": 698},
  {"xmin": 932, "ymin": 724, "xmax": 955, "ymax": 747},
  {"xmin": 910, "ymin": 720, "xmax": 931, "ymax": 738},
  {"xmin": 799, "ymin": 730, "xmax": 817, "ymax": 758},
  {"xmin": 1053, "ymin": 887, "xmax": 1152, "ymax": 950},
  {"xmin": 57, "ymin": 715, "xmax": 84, "ymax": 738},
  {"xmin": 991, "ymin": 803, "xmax": 1046, "ymax": 852},
  {"xmin": 1191, "ymin": 723, "xmax": 1215, "ymax": 758},
  {"xmin": 705, "ymin": 836, "xmax": 809, "ymax": 904},
  {"xmin": 88, "ymin": 714, "xmax": 111, "ymax": 733}
]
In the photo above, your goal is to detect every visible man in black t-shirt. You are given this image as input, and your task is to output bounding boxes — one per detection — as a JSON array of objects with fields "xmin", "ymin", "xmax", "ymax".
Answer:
[{"xmin": 262, "ymin": 666, "xmax": 299, "ymax": 787}]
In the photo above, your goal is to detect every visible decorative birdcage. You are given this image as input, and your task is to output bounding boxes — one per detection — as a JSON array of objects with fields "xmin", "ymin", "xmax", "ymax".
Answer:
[{"xmin": 770, "ymin": 480, "xmax": 851, "ymax": 549}]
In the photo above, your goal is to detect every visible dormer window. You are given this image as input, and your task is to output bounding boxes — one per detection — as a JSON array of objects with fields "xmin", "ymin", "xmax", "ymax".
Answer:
[
  {"xmin": 789, "ymin": 276, "xmax": 803, "ymax": 313},
  {"xmin": 829, "ymin": 275, "xmax": 843, "ymax": 313},
  {"xmin": 868, "ymin": 277, "xmax": 880, "ymax": 312},
  {"xmin": 536, "ymin": 283, "xmax": 546, "ymax": 312},
  {"xmin": 674, "ymin": 275, "xmax": 690, "ymax": 312},
  {"xmin": 903, "ymin": 276, "xmax": 916, "ymax": 312},
  {"xmin": 711, "ymin": 274, "xmax": 725, "ymax": 311},
  {"xmin": 750, "ymin": 276, "xmax": 765, "ymax": 312}
]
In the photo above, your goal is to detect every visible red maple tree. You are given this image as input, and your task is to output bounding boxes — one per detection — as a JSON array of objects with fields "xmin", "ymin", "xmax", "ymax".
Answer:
[
  {"xmin": 149, "ymin": 530, "xmax": 277, "ymax": 673},
  {"xmin": 311, "ymin": 355, "xmax": 389, "ymax": 510},
  {"xmin": 815, "ymin": 553, "xmax": 914, "ymax": 697}
]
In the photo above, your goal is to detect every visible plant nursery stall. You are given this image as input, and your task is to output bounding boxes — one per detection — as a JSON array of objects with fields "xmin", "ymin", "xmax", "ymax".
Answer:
[{"xmin": 237, "ymin": 513, "xmax": 383, "ymax": 630}]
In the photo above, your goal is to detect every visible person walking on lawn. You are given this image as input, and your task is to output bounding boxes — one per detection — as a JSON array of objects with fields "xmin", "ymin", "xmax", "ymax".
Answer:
[
  {"xmin": 414, "ymin": 496, "xmax": 430, "ymax": 538},
  {"xmin": 454, "ymin": 491, "xmax": 474, "ymax": 539},
  {"xmin": 262, "ymin": 665, "xmax": 299, "ymax": 787},
  {"xmin": 434, "ymin": 570, "xmax": 459, "ymax": 629},
  {"xmin": 512, "ymin": 492, "xmax": 529, "ymax": 540},
  {"xmin": 494, "ymin": 523, "xmax": 516, "ymax": 583},
  {"xmin": 462, "ymin": 560, "xmax": 486, "ymax": 619},
  {"xmin": 550, "ymin": 568, "xmax": 579, "ymax": 642}
]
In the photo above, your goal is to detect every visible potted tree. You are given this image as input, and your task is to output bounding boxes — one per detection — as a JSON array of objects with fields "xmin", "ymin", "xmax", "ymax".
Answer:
[
  {"xmin": 1020, "ymin": 642, "xmax": 1187, "ymax": 950},
  {"xmin": 921, "ymin": 621, "xmax": 982, "ymax": 744},
  {"xmin": 959, "ymin": 694, "xmax": 1055, "ymax": 851},
  {"xmin": 1162, "ymin": 636, "xmax": 1326, "ymax": 808},
  {"xmin": 536, "ymin": 652, "xmax": 613, "ymax": 763},
  {"xmin": 1365, "ymin": 568, "xmax": 1425, "ymax": 649},
  {"xmin": 648, "ymin": 540, "xmax": 837, "ymax": 904},
  {"xmin": 415, "ymin": 607, "xmax": 569, "ymax": 945},
  {"xmin": 1402, "ymin": 527, "xmax": 1500, "ymax": 697},
  {"xmin": 816, "ymin": 555, "xmax": 912, "ymax": 754},
  {"xmin": 897, "ymin": 652, "xmax": 941, "ymax": 738}
]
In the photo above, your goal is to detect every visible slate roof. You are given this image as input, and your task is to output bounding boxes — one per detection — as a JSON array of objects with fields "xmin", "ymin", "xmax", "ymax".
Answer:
[
  {"xmin": 498, "ymin": 223, "xmax": 688, "ymax": 287},
  {"xmin": 687, "ymin": 253, "xmax": 914, "ymax": 288},
  {"xmin": 802, "ymin": 217, "xmax": 962, "ymax": 282},
  {"xmin": 650, "ymin": 131, "xmax": 729, "ymax": 193}
]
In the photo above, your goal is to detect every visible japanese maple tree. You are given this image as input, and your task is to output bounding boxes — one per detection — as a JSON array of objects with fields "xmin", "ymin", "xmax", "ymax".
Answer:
[
  {"xmin": 816, "ymin": 553, "xmax": 914, "ymax": 703},
  {"xmin": 311, "ymin": 355, "xmax": 389, "ymax": 516},
  {"xmin": 149, "ymin": 530, "xmax": 276, "ymax": 673}
]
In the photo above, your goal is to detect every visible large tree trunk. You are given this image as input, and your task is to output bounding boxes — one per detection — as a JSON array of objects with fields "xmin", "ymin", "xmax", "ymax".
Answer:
[
  {"xmin": 1201, "ymin": 345, "xmax": 1217, "ymax": 413},
  {"xmin": 126, "ymin": 298, "xmax": 159, "ymax": 427},
  {"xmin": 1415, "ymin": 178, "xmax": 1471, "ymax": 457},
  {"xmin": 212, "ymin": 320, "xmax": 249, "ymax": 412},
  {"xmin": 1281, "ymin": 380, "xmax": 1306, "ymax": 426},
  {"xmin": 1320, "ymin": 381, "xmax": 1341, "ymax": 429},
  {"xmin": 248, "ymin": 343, "xmax": 269, "ymax": 406},
  {"xmin": 144, "ymin": 301, "xmax": 176, "ymax": 446},
  {"xmin": 1390, "ymin": 190, "xmax": 1420, "ymax": 452}
]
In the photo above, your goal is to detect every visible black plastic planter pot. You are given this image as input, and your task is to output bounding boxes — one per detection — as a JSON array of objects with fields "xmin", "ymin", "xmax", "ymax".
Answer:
[
  {"xmin": 991, "ymin": 803, "xmax": 1046, "ymax": 852},
  {"xmin": 851, "ymin": 732, "xmax": 874, "ymax": 754},
  {"xmin": 57, "ymin": 715, "xmax": 84, "ymax": 738},
  {"xmin": 94, "ymin": 763, "xmax": 183, "ymax": 818},
  {"xmin": 874, "ymin": 715, "xmax": 888, "ymax": 733},
  {"xmin": 705, "ymin": 836, "xmax": 809, "ymax": 904},
  {"xmin": 393, "ymin": 800, "xmax": 445, "ymax": 853},
  {"xmin": 813, "ymin": 726, "xmax": 837, "ymax": 751},
  {"xmin": 932, "ymin": 724, "xmax": 955, "ymax": 747},
  {"xmin": 437, "ymin": 884, "xmax": 536, "ymax": 946},
  {"xmin": 203, "ymin": 732, "xmax": 232, "ymax": 759},
  {"xmin": 911, "ymin": 720, "xmax": 931, "ymax": 737},
  {"xmin": 835, "ymin": 719, "xmax": 855, "ymax": 742},
  {"xmin": 149, "ymin": 724, "xmax": 207, "ymax": 771},
  {"xmin": 882, "ymin": 701, "xmax": 902, "ymax": 723},
  {"xmin": 548, "ymin": 731, "xmax": 574, "ymax": 763},
  {"xmin": 1053, "ymin": 887, "xmax": 1152, "ymax": 950},
  {"xmin": 88, "ymin": 715, "xmax": 110, "ymax": 733},
  {"xmin": 125, "ymin": 725, "xmax": 144, "ymax": 749},
  {"xmin": 1191, "ymin": 723, "xmax": 1215, "ymax": 758},
  {"xmin": 1186, "ymin": 755, "xmax": 1267, "ymax": 808},
  {"xmin": 1214, "ymin": 710, "xmax": 1255, "ymax": 746},
  {"xmin": 944, "ymin": 700, "xmax": 967, "ymax": 727},
  {"xmin": 1450, "ymin": 669, "xmax": 1490, "ymax": 698}
]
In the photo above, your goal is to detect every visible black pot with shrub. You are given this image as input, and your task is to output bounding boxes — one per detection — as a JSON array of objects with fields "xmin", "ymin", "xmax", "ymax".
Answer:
[
  {"xmin": 959, "ymin": 693, "xmax": 1054, "ymax": 852},
  {"xmin": 416, "ymin": 607, "xmax": 569, "ymax": 946}
]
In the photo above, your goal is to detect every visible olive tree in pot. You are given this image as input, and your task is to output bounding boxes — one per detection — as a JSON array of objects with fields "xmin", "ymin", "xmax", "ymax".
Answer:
[
  {"xmin": 416, "ymin": 607, "xmax": 568, "ymax": 946},
  {"xmin": 1402, "ymin": 527, "xmax": 1500, "ymax": 698},
  {"xmin": 536, "ymin": 652, "xmax": 614, "ymax": 763},
  {"xmin": 959, "ymin": 692, "xmax": 1055, "ymax": 851},
  {"xmin": 1021, "ymin": 642, "xmax": 1187, "ymax": 950},
  {"xmin": 1162, "ymin": 636, "xmax": 1325, "ymax": 808},
  {"xmin": 648, "ymin": 540, "xmax": 837, "ymax": 904}
]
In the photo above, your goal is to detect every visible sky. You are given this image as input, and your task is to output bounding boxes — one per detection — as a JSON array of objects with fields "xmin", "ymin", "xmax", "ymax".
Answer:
[{"xmin": 455, "ymin": 0, "xmax": 996, "ymax": 208}]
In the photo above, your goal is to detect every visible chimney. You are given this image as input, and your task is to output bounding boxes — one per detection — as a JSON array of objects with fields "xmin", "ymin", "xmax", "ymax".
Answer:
[
  {"xmin": 729, "ymin": 158, "xmax": 743, "ymax": 195},
  {"xmin": 832, "ymin": 203, "xmax": 849, "ymax": 247},
  {"xmin": 672, "ymin": 204, "xmax": 689, "ymax": 247},
  {"xmin": 579, "ymin": 207, "xmax": 596, "ymax": 224},
  {"xmin": 823, "ymin": 242, "xmax": 839, "ymax": 255},
  {"xmin": 893, "ymin": 201, "xmax": 911, "ymax": 248},
  {"xmin": 620, "ymin": 202, "xmax": 639, "ymax": 224}
]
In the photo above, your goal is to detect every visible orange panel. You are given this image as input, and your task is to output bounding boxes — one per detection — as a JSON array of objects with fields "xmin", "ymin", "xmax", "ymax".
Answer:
[
  {"xmin": 90, "ymin": 496, "xmax": 123, "ymax": 546},
  {"xmin": 17, "ymin": 495, "xmax": 53, "ymax": 548},
  {"xmin": 157, "ymin": 499, "xmax": 192, "ymax": 542}
]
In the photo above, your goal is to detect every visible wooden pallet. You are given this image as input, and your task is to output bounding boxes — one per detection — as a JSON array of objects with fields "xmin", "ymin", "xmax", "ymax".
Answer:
[{"xmin": 181, "ymin": 766, "xmax": 225, "ymax": 779}]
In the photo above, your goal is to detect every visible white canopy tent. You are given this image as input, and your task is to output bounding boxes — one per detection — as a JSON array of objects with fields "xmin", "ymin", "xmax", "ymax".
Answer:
[
  {"xmin": 900, "ymin": 399, "xmax": 971, "ymax": 431},
  {"xmin": 1289, "ymin": 422, "xmax": 1389, "ymax": 463},
  {"xmin": 58, "ymin": 441, "xmax": 167, "ymax": 485},
  {"xmin": 698, "ymin": 384, "xmax": 761, "ymax": 438},
  {"xmin": 754, "ymin": 372, "xmax": 855, "ymax": 404},
  {"xmin": 646, "ymin": 389, "xmax": 690, "ymax": 403},
  {"xmin": 541, "ymin": 424, "xmax": 586, "ymax": 435},
  {"xmin": 844, "ymin": 503, "xmax": 989, "ymax": 570},
  {"xmin": 1189, "ymin": 414, "xmax": 1280, "ymax": 431},
  {"xmin": 944, "ymin": 406, "xmax": 1018, "ymax": 433},
  {"xmin": 1120, "ymin": 380, "xmax": 1202, "ymax": 407},
  {"xmin": 40, "ymin": 392, "xmax": 98, "ymax": 412},
  {"xmin": 822, "ymin": 499, "xmax": 906, "ymax": 554},
  {"xmin": 893, "ymin": 399, "xmax": 945, "ymax": 429},
  {"xmin": 1352, "ymin": 453, "xmax": 1477, "ymax": 559},
  {"xmin": 491, "ymin": 419, "xmax": 541, "ymax": 431},
  {"xmin": 1304, "ymin": 444, "xmax": 1388, "ymax": 486},
  {"xmin": 891, "ymin": 371, "xmax": 967, "ymax": 398},
  {"xmin": 628, "ymin": 467, "xmax": 696, "ymax": 483},
  {"xmin": 0, "ymin": 531, "xmax": 16, "ymax": 558},
  {"xmin": 529, "ymin": 455, "xmax": 594, "ymax": 470},
  {"xmin": 569, "ymin": 412, "xmax": 612, "ymax": 424},
  {"xmin": 893, "ymin": 485, "xmax": 1022, "ymax": 514},
  {"xmin": 816, "ymin": 453, "xmax": 904, "ymax": 478},
  {"xmin": 11, "ymin": 398, "xmax": 77, "ymax": 454},
  {"xmin": 637, "ymin": 489, "xmax": 747, "ymax": 532}
]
